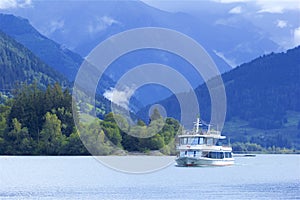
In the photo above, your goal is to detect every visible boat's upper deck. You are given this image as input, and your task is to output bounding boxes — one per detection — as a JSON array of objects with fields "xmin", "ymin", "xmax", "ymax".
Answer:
[{"xmin": 178, "ymin": 131, "xmax": 226, "ymax": 139}]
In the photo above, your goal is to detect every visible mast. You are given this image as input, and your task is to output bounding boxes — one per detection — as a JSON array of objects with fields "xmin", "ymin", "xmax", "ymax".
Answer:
[{"xmin": 194, "ymin": 117, "xmax": 201, "ymax": 133}]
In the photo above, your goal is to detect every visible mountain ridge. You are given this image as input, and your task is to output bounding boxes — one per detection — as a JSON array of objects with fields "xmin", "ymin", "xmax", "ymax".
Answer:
[
  {"xmin": 0, "ymin": 13, "xmax": 83, "ymax": 81},
  {"xmin": 1, "ymin": 0, "xmax": 281, "ymax": 105},
  {"xmin": 0, "ymin": 30, "xmax": 67, "ymax": 90},
  {"xmin": 137, "ymin": 46, "xmax": 300, "ymax": 148}
]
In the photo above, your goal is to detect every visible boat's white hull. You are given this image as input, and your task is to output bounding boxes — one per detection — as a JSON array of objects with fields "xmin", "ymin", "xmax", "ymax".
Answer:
[{"xmin": 175, "ymin": 156, "xmax": 234, "ymax": 167}]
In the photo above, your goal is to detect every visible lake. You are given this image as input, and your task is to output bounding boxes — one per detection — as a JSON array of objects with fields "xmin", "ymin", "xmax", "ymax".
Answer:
[{"xmin": 0, "ymin": 155, "xmax": 299, "ymax": 199}]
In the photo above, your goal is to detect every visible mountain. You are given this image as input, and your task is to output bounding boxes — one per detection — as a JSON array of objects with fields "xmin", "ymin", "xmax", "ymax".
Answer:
[
  {"xmin": 0, "ymin": 30, "xmax": 67, "ymax": 90},
  {"xmin": 1, "ymin": 0, "xmax": 280, "ymax": 105},
  {"xmin": 0, "ymin": 13, "xmax": 144, "ymax": 111},
  {"xmin": 138, "ymin": 46, "xmax": 300, "ymax": 149},
  {"xmin": 0, "ymin": 29, "xmax": 118, "ymax": 120},
  {"xmin": 0, "ymin": 13, "xmax": 83, "ymax": 81},
  {"xmin": 2, "ymin": 1, "xmax": 279, "ymax": 67}
]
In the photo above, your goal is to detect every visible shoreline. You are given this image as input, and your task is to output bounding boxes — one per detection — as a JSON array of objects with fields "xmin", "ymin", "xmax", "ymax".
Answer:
[{"xmin": 0, "ymin": 152, "xmax": 300, "ymax": 156}]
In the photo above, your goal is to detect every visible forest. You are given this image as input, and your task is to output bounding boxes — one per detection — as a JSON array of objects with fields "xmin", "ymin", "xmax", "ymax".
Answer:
[
  {"xmin": 137, "ymin": 46, "xmax": 300, "ymax": 151},
  {"xmin": 0, "ymin": 26, "xmax": 299, "ymax": 155},
  {"xmin": 0, "ymin": 82, "xmax": 297, "ymax": 155},
  {"xmin": 0, "ymin": 83, "xmax": 181, "ymax": 155}
]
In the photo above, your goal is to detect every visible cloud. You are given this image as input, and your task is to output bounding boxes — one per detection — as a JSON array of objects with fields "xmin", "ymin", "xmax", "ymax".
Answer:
[
  {"xmin": 0, "ymin": 0, "xmax": 31, "ymax": 9},
  {"xmin": 213, "ymin": 50, "xmax": 237, "ymax": 68},
  {"xmin": 257, "ymin": 6, "xmax": 284, "ymax": 14},
  {"xmin": 49, "ymin": 20, "xmax": 64, "ymax": 34},
  {"xmin": 88, "ymin": 16, "xmax": 120, "ymax": 34},
  {"xmin": 103, "ymin": 86, "xmax": 135, "ymax": 110},
  {"xmin": 276, "ymin": 20, "xmax": 287, "ymax": 28},
  {"xmin": 212, "ymin": 0, "xmax": 300, "ymax": 13},
  {"xmin": 0, "ymin": 0, "xmax": 16, "ymax": 9},
  {"xmin": 229, "ymin": 6, "xmax": 242, "ymax": 14},
  {"xmin": 256, "ymin": 0, "xmax": 300, "ymax": 13},
  {"xmin": 101, "ymin": 16, "xmax": 119, "ymax": 26},
  {"xmin": 293, "ymin": 27, "xmax": 300, "ymax": 47}
]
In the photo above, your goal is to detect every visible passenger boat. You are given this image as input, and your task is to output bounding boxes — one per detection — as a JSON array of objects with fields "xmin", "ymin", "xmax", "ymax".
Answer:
[{"xmin": 175, "ymin": 118, "xmax": 234, "ymax": 167}]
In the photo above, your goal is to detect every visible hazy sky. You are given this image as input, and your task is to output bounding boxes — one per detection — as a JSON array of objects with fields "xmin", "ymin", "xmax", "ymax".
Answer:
[
  {"xmin": 0, "ymin": 0, "xmax": 299, "ymax": 12},
  {"xmin": 141, "ymin": 0, "xmax": 300, "ymax": 49},
  {"xmin": 1, "ymin": 0, "xmax": 299, "ymax": 49},
  {"xmin": 141, "ymin": 0, "xmax": 300, "ymax": 13}
]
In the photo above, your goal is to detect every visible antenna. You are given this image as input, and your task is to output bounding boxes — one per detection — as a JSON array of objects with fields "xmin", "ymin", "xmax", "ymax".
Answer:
[
  {"xmin": 196, "ymin": 118, "xmax": 199, "ymax": 133},
  {"xmin": 193, "ymin": 117, "xmax": 202, "ymax": 133}
]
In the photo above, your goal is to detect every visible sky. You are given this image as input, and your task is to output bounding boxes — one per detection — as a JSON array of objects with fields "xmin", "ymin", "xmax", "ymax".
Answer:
[
  {"xmin": 1, "ymin": 0, "xmax": 299, "ymax": 14},
  {"xmin": 141, "ymin": 0, "xmax": 300, "ymax": 49},
  {"xmin": 0, "ymin": 0, "xmax": 299, "ymax": 49},
  {"xmin": 141, "ymin": 0, "xmax": 300, "ymax": 13},
  {"xmin": 0, "ymin": 0, "xmax": 31, "ymax": 9}
]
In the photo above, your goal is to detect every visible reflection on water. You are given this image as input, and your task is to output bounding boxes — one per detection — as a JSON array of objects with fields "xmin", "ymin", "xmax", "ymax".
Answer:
[{"xmin": 0, "ymin": 155, "xmax": 299, "ymax": 199}]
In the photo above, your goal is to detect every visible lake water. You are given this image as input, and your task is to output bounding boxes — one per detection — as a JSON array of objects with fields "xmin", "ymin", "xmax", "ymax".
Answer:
[{"xmin": 0, "ymin": 155, "xmax": 299, "ymax": 199}]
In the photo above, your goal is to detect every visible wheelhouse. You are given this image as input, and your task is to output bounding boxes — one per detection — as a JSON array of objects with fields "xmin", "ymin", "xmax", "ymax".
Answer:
[{"xmin": 179, "ymin": 135, "xmax": 225, "ymax": 146}]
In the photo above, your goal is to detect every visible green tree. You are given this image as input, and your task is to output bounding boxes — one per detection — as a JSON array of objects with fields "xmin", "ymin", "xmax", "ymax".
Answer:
[
  {"xmin": 5, "ymin": 118, "xmax": 31, "ymax": 154},
  {"xmin": 8, "ymin": 83, "xmax": 44, "ymax": 140},
  {"xmin": 100, "ymin": 120, "xmax": 122, "ymax": 147},
  {"xmin": 150, "ymin": 108, "xmax": 162, "ymax": 122},
  {"xmin": 62, "ymin": 131, "xmax": 89, "ymax": 155},
  {"xmin": 100, "ymin": 113, "xmax": 124, "ymax": 147},
  {"xmin": 0, "ymin": 104, "xmax": 9, "ymax": 136},
  {"xmin": 40, "ymin": 112, "xmax": 65, "ymax": 154},
  {"xmin": 137, "ymin": 119, "xmax": 146, "ymax": 126},
  {"xmin": 79, "ymin": 120, "xmax": 114, "ymax": 155}
]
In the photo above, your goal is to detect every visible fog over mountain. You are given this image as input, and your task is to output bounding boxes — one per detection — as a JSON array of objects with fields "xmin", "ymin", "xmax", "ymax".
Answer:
[
  {"xmin": 1, "ymin": 0, "xmax": 298, "ymax": 106},
  {"xmin": 143, "ymin": 0, "xmax": 300, "ymax": 51}
]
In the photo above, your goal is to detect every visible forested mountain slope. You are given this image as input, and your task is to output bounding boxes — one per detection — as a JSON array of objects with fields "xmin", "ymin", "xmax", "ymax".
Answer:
[
  {"xmin": 138, "ymin": 46, "xmax": 300, "ymax": 149},
  {"xmin": 0, "ymin": 30, "xmax": 67, "ymax": 90}
]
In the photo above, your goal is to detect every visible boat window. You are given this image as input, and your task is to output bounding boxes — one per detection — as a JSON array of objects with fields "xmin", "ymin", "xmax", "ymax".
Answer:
[
  {"xmin": 213, "ymin": 152, "xmax": 217, "ymax": 158},
  {"xmin": 225, "ymin": 152, "xmax": 232, "ymax": 158},
  {"xmin": 206, "ymin": 138, "xmax": 214, "ymax": 146},
  {"xmin": 187, "ymin": 137, "xmax": 194, "ymax": 144},
  {"xmin": 187, "ymin": 150, "xmax": 195, "ymax": 157},
  {"xmin": 214, "ymin": 152, "xmax": 218, "ymax": 159},
  {"xmin": 208, "ymin": 152, "xmax": 216, "ymax": 158},
  {"xmin": 198, "ymin": 137, "xmax": 204, "ymax": 144},
  {"xmin": 220, "ymin": 152, "xmax": 224, "ymax": 159},
  {"xmin": 194, "ymin": 151, "xmax": 196, "ymax": 157},
  {"xmin": 215, "ymin": 139, "xmax": 220, "ymax": 145},
  {"xmin": 206, "ymin": 152, "xmax": 225, "ymax": 159},
  {"xmin": 191, "ymin": 138, "xmax": 198, "ymax": 145},
  {"xmin": 180, "ymin": 138, "xmax": 188, "ymax": 145}
]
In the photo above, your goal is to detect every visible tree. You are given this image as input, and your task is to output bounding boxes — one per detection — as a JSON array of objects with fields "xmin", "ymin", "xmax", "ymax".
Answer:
[
  {"xmin": 79, "ymin": 120, "xmax": 114, "ymax": 155},
  {"xmin": 0, "ymin": 104, "xmax": 9, "ymax": 136},
  {"xmin": 100, "ymin": 120, "xmax": 122, "ymax": 147},
  {"xmin": 63, "ymin": 131, "xmax": 89, "ymax": 155},
  {"xmin": 40, "ymin": 112, "xmax": 65, "ymax": 154},
  {"xmin": 5, "ymin": 118, "xmax": 31, "ymax": 154},
  {"xmin": 8, "ymin": 83, "xmax": 44, "ymax": 140},
  {"xmin": 150, "ymin": 108, "xmax": 162, "ymax": 122},
  {"xmin": 137, "ymin": 119, "xmax": 146, "ymax": 126}
]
